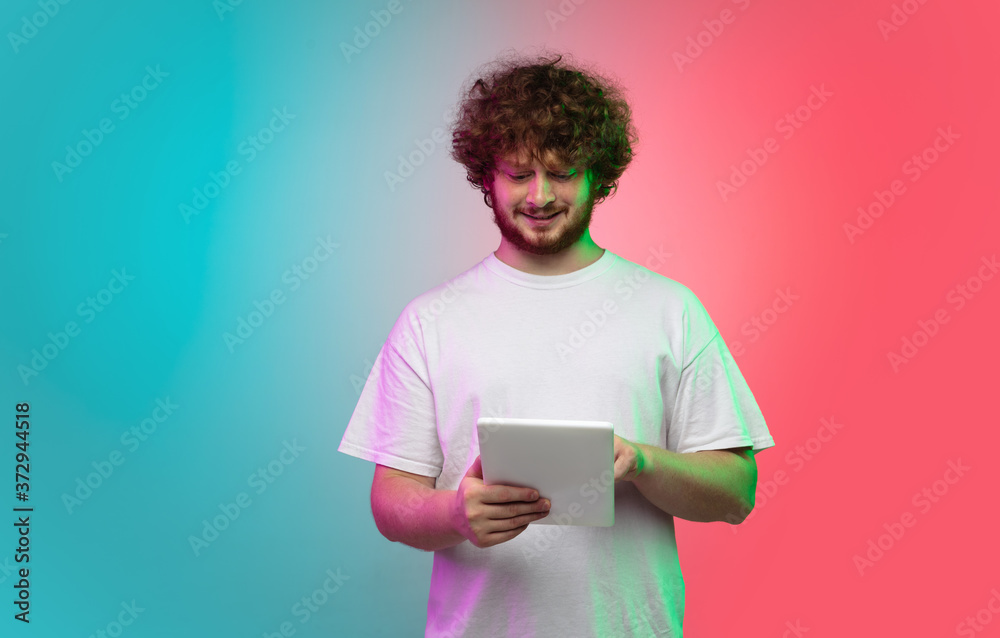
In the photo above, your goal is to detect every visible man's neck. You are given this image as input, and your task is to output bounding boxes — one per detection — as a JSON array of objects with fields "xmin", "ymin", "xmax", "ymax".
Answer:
[{"xmin": 494, "ymin": 242, "xmax": 606, "ymax": 276}]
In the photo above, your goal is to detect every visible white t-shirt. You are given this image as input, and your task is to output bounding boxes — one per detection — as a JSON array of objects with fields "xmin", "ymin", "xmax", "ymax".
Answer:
[{"xmin": 339, "ymin": 248, "xmax": 775, "ymax": 637}]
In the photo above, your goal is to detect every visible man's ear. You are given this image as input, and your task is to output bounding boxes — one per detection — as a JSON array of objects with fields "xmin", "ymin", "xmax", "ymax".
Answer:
[{"xmin": 482, "ymin": 176, "xmax": 495, "ymax": 208}]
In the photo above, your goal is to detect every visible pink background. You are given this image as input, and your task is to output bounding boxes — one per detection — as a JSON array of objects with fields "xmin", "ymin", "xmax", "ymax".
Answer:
[{"xmin": 563, "ymin": 2, "xmax": 999, "ymax": 635}]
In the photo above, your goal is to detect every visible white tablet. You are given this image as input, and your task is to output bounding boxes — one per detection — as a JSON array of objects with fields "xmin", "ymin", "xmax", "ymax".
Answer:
[{"xmin": 476, "ymin": 417, "xmax": 615, "ymax": 527}]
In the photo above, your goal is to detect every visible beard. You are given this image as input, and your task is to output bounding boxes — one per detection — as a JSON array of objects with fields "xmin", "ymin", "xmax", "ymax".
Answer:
[{"xmin": 490, "ymin": 195, "xmax": 597, "ymax": 256}]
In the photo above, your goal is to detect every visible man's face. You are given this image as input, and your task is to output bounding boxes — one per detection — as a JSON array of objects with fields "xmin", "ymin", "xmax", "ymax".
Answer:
[{"xmin": 488, "ymin": 149, "xmax": 598, "ymax": 256}]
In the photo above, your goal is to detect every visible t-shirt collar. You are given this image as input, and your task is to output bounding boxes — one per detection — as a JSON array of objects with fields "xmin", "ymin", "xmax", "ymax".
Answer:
[{"xmin": 483, "ymin": 248, "xmax": 616, "ymax": 289}]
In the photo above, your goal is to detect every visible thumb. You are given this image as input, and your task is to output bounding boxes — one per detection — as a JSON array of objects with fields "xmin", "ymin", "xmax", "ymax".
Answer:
[
  {"xmin": 613, "ymin": 454, "xmax": 628, "ymax": 482},
  {"xmin": 466, "ymin": 454, "xmax": 483, "ymax": 480}
]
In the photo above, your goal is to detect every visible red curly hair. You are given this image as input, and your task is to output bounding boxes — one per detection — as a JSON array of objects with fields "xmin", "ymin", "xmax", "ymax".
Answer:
[{"xmin": 449, "ymin": 50, "xmax": 638, "ymax": 209}]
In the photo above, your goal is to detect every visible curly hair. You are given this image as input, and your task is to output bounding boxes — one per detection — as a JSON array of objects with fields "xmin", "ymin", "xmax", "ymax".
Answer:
[{"xmin": 449, "ymin": 50, "xmax": 638, "ymax": 209}]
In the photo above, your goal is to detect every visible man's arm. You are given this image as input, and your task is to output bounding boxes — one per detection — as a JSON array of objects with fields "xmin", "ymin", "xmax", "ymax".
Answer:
[
  {"xmin": 370, "ymin": 465, "xmax": 467, "ymax": 551},
  {"xmin": 614, "ymin": 436, "xmax": 757, "ymax": 524},
  {"xmin": 370, "ymin": 460, "xmax": 550, "ymax": 552}
]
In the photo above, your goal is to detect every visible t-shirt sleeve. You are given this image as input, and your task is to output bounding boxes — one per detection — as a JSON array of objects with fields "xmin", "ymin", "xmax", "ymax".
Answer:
[
  {"xmin": 665, "ymin": 292, "xmax": 775, "ymax": 455},
  {"xmin": 337, "ymin": 309, "xmax": 443, "ymax": 478}
]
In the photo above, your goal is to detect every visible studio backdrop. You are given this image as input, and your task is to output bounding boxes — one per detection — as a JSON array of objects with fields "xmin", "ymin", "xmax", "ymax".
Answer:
[{"xmin": 1, "ymin": 0, "xmax": 997, "ymax": 636}]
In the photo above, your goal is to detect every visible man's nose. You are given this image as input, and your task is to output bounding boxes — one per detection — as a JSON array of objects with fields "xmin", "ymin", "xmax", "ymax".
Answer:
[{"xmin": 526, "ymin": 176, "xmax": 555, "ymax": 207}]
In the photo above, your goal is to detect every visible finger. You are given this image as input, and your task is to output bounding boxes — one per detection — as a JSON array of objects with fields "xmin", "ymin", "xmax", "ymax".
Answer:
[
  {"xmin": 479, "ymin": 484, "xmax": 539, "ymax": 504},
  {"xmin": 500, "ymin": 509, "xmax": 550, "ymax": 529},
  {"xmin": 615, "ymin": 456, "xmax": 628, "ymax": 481},
  {"xmin": 613, "ymin": 456, "xmax": 630, "ymax": 482},
  {"xmin": 483, "ymin": 498, "xmax": 550, "ymax": 520},
  {"xmin": 466, "ymin": 455, "xmax": 483, "ymax": 479},
  {"xmin": 470, "ymin": 505, "xmax": 550, "ymax": 547},
  {"xmin": 485, "ymin": 508, "xmax": 550, "ymax": 542}
]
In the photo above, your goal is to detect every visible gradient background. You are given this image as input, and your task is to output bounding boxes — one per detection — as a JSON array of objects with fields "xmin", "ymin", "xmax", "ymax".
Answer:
[{"xmin": 2, "ymin": 0, "xmax": 998, "ymax": 636}]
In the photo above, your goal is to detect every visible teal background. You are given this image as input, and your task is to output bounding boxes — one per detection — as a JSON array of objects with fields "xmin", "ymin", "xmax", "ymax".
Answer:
[{"xmin": 2, "ymin": 1, "xmax": 491, "ymax": 636}]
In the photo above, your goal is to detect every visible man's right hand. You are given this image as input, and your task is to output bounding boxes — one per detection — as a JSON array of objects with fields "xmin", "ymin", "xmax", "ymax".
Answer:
[{"xmin": 451, "ymin": 455, "xmax": 550, "ymax": 548}]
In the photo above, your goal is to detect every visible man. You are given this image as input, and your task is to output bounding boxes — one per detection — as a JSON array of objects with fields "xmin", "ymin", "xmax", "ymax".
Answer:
[{"xmin": 339, "ymin": 51, "xmax": 774, "ymax": 637}]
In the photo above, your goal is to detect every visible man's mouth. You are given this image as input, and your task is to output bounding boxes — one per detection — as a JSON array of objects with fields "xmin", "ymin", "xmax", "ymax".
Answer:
[{"xmin": 524, "ymin": 211, "xmax": 560, "ymax": 220}]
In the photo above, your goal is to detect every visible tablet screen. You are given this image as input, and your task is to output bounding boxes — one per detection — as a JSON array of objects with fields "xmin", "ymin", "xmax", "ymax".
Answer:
[{"xmin": 476, "ymin": 417, "xmax": 615, "ymax": 527}]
